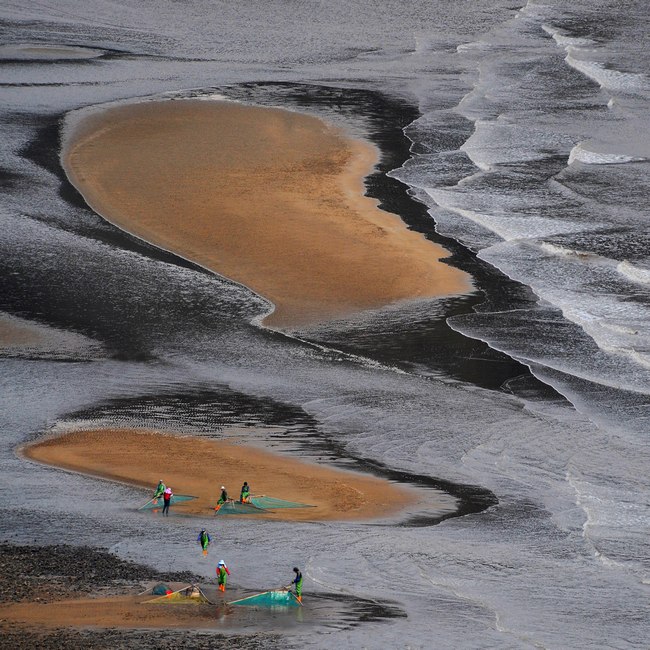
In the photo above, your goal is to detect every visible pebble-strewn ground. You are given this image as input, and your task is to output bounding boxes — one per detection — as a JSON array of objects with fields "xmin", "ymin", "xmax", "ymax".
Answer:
[
  {"xmin": 0, "ymin": 544, "xmax": 284, "ymax": 650},
  {"xmin": 0, "ymin": 543, "xmax": 199, "ymax": 603},
  {"xmin": 0, "ymin": 628, "xmax": 283, "ymax": 650}
]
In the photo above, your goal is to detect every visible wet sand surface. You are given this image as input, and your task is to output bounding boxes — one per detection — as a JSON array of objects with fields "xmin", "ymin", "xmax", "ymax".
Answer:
[
  {"xmin": 63, "ymin": 100, "xmax": 471, "ymax": 328},
  {"xmin": 0, "ymin": 313, "xmax": 48, "ymax": 347},
  {"xmin": 22, "ymin": 428, "xmax": 435, "ymax": 521},
  {"xmin": 2, "ymin": 593, "xmax": 220, "ymax": 631},
  {"xmin": 2, "ymin": 544, "xmax": 378, "ymax": 646}
]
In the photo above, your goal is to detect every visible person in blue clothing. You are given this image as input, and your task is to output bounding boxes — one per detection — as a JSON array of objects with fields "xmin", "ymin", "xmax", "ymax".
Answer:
[
  {"xmin": 240, "ymin": 481, "xmax": 251, "ymax": 503},
  {"xmin": 290, "ymin": 567, "xmax": 303, "ymax": 603},
  {"xmin": 197, "ymin": 529, "xmax": 211, "ymax": 555}
]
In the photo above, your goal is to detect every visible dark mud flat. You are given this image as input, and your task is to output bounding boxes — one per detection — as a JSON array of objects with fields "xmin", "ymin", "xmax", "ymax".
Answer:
[
  {"xmin": 0, "ymin": 628, "xmax": 283, "ymax": 650},
  {"xmin": 0, "ymin": 544, "xmax": 285, "ymax": 649},
  {"xmin": 0, "ymin": 544, "xmax": 405, "ymax": 648},
  {"xmin": 0, "ymin": 543, "xmax": 199, "ymax": 604}
]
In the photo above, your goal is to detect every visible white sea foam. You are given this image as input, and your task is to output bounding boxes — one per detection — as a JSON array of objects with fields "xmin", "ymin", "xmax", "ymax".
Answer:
[
  {"xmin": 540, "ymin": 242, "xmax": 596, "ymax": 260},
  {"xmin": 617, "ymin": 261, "xmax": 650, "ymax": 286},
  {"xmin": 548, "ymin": 305, "xmax": 647, "ymax": 364},
  {"xmin": 475, "ymin": 238, "xmax": 650, "ymax": 394},
  {"xmin": 456, "ymin": 40, "xmax": 490, "ymax": 53},
  {"xmin": 565, "ymin": 51, "xmax": 648, "ymax": 93},
  {"xmin": 461, "ymin": 119, "xmax": 575, "ymax": 170},
  {"xmin": 554, "ymin": 304, "xmax": 650, "ymax": 376},
  {"xmin": 192, "ymin": 92, "xmax": 230, "ymax": 101},
  {"xmin": 541, "ymin": 24, "xmax": 594, "ymax": 49},
  {"xmin": 627, "ymin": 349, "xmax": 650, "ymax": 370},
  {"xmin": 428, "ymin": 188, "xmax": 599, "ymax": 242},
  {"xmin": 568, "ymin": 143, "xmax": 646, "ymax": 165}
]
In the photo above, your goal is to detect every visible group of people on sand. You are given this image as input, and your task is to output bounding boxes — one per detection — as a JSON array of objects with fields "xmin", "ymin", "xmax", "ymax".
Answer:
[
  {"xmin": 154, "ymin": 479, "xmax": 252, "ymax": 518},
  {"xmin": 153, "ymin": 480, "xmax": 303, "ymax": 602},
  {"xmin": 215, "ymin": 481, "xmax": 251, "ymax": 510}
]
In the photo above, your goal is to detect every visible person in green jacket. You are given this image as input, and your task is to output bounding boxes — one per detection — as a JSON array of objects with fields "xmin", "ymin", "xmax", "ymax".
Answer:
[
  {"xmin": 197, "ymin": 529, "xmax": 211, "ymax": 556},
  {"xmin": 240, "ymin": 481, "xmax": 251, "ymax": 503},
  {"xmin": 216, "ymin": 560, "xmax": 230, "ymax": 592},
  {"xmin": 214, "ymin": 486, "xmax": 228, "ymax": 512},
  {"xmin": 290, "ymin": 567, "xmax": 303, "ymax": 603},
  {"xmin": 153, "ymin": 479, "xmax": 165, "ymax": 499}
]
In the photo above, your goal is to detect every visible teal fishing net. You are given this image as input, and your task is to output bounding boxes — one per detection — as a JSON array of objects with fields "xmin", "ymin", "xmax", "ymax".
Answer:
[
  {"xmin": 250, "ymin": 495, "xmax": 315, "ymax": 509},
  {"xmin": 140, "ymin": 494, "xmax": 196, "ymax": 509},
  {"xmin": 214, "ymin": 500, "xmax": 267, "ymax": 515},
  {"xmin": 229, "ymin": 590, "xmax": 300, "ymax": 608},
  {"xmin": 214, "ymin": 495, "xmax": 314, "ymax": 514}
]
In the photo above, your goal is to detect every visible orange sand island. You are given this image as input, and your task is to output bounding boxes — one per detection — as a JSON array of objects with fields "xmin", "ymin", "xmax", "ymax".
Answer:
[
  {"xmin": 22, "ymin": 428, "xmax": 451, "ymax": 521},
  {"xmin": 63, "ymin": 100, "xmax": 471, "ymax": 328},
  {"xmin": 2, "ymin": 593, "xmax": 219, "ymax": 632}
]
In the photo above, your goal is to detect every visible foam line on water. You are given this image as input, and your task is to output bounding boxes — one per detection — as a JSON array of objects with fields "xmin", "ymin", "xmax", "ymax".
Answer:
[
  {"xmin": 568, "ymin": 142, "xmax": 647, "ymax": 165},
  {"xmin": 564, "ymin": 51, "xmax": 648, "ymax": 94},
  {"xmin": 617, "ymin": 261, "xmax": 650, "ymax": 286}
]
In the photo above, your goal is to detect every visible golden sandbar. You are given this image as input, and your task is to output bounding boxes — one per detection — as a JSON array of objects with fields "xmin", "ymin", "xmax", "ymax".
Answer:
[
  {"xmin": 22, "ymin": 428, "xmax": 437, "ymax": 522},
  {"xmin": 63, "ymin": 100, "xmax": 471, "ymax": 327}
]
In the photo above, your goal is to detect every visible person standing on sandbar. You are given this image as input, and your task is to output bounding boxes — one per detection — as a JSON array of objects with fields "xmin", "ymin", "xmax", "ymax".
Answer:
[
  {"xmin": 240, "ymin": 481, "xmax": 251, "ymax": 503},
  {"xmin": 153, "ymin": 479, "xmax": 165, "ymax": 500},
  {"xmin": 215, "ymin": 485, "xmax": 228, "ymax": 512}
]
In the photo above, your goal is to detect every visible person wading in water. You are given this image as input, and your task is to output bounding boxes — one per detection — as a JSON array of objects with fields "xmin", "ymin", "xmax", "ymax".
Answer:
[
  {"xmin": 290, "ymin": 567, "xmax": 303, "ymax": 603},
  {"xmin": 198, "ymin": 529, "xmax": 211, "ymax": 555},
  {"xmin": 216, "ymin": 560, "xmax": 231, "ymax": 592}
]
